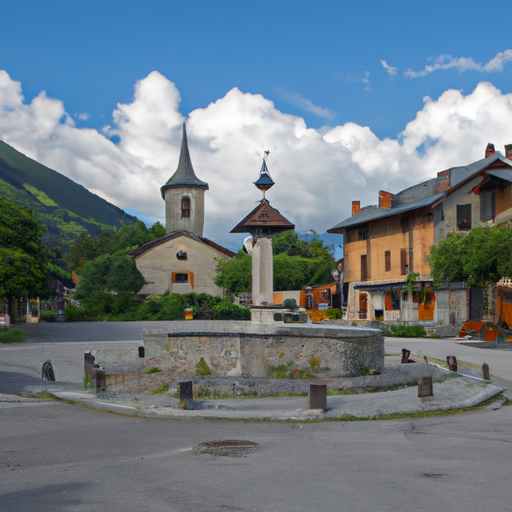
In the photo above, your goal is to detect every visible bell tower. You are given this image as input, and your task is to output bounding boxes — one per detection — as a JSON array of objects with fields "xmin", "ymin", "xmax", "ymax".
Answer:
[{"xmin": 160, "ymin": 123, "xmax": 209, "ymax": 236}]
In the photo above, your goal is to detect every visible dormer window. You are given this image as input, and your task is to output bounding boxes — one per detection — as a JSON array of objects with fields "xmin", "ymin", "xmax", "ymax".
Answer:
[{"xmin": 181, "ymin": 197, "xmax": 191, "ymax": 218}]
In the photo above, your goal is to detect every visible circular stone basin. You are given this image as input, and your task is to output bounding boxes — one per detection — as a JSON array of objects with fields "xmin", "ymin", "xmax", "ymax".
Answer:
[{"xmin": 192, "ymin": 440, "xmax": 260, "ymax": 457}]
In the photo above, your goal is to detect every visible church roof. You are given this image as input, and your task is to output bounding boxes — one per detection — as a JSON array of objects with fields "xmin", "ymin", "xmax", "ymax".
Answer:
[
  {"xmin": 231, "ymin": 198, "xmax": 294, "ymax": 234},
  {"xmin": 129, "ymin": 230, "xmax": 235, "ymax": 259},
  {"xmin": 161, "ymin": 124, "xmax": 208, "ymax": 198}
]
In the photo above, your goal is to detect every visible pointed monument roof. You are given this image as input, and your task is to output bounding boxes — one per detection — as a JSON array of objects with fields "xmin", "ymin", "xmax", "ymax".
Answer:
[
  {"xmin": 231, "ymin": 198, "xmax": 294, "ymax": 234},
  {"xmin": 161, "ymin": 123, "xmax": 208, "ymax": 198}
]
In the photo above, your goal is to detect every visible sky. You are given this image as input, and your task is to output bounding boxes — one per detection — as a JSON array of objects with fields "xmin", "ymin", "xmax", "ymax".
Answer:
[{"xmin": 1, "ymin": 0, "xmax": 512, "ymax": 255}]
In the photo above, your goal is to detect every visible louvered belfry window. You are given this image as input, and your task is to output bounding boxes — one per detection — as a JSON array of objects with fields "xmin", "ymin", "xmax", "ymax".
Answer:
[{"xmin": 181, "ymin": 197, "xmax": 191, "ymax": 218}]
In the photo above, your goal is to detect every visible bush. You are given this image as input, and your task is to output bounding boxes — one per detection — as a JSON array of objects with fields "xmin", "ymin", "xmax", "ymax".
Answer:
[
  {"xmin": 324, "ymin": 308, "xmax": 342, "ymax": 320},
  {"xmin": 0, "ymin": 326, "xmax": 26, "ymax": 344},
  {"xmin": 65, "ymin": 304, "xmax": 89, "ymax": 321},
  {"xmin": 389, "ymin": 324, "xmax": 427, "ymax": 338},
  {"xmin": 40, "ymin": 311, "xmax": 57, "ymax": 322},
  {"xmin": 211, "ymin": 300, "xmax": 250, "ymax": 320}
]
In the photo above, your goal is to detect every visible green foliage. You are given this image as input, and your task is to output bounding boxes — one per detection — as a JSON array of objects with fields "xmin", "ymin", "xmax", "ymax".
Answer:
[
  {"xmin": 0, "ymin": 326, "xmax": 26, "ymax": 344},
  {"xmin": 268, "ymin": 360, "xmax": 318, "ymax": 379},
  {"xmin": 430, "ymin": 226, "xmax": 512, "ymax": 287},
  {"xmin": 215, "ymin": 232, "xmax": 336, "ymax": 294},
  {"xmin": 0, "ymin": 140, "xmax": 137, "ymax": 257},
  {"xmin": 65, "ymin": 304, "xmax": 89, "ymax": 321},
  {"xmin": 283, "ymin": 298, "xmax": 298, "ymax": 309},
  {"xmin": 324, "ymin": 308, "xmax": 342, "ymax": 320},
  {"xmin": 389, "ymin": 324, "xmax": 427, "ymax": 337},
  {"xmin": 0, "ymin": 196, "xmax": 51, "ymax": 300},
  {"xmin": 40, "ymin": 311, "xmax": 57, "ymax": 322},
  {"xmin": 215, "ymin": 250, "xmax": 252, "ymax": 294},
  {"xmin": 196, "ymin": 357, "xmax": 212, "ymax": 376},
  {"xmin": 150, "ymin": 383, "xmax": 169, "ymax": 394},
  {"xmin": 144, "ymin": 366, "xmax": 160, "ymax": 374}
]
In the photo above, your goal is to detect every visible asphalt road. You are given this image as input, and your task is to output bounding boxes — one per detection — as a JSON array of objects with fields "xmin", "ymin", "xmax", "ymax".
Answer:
[
  {"xmin": 2, "ymin": 322, "xmax": 512, "ymax": 511},
  {"xmin": 2, "ymin": 400, "xmax": 512, "ymax": 512}
]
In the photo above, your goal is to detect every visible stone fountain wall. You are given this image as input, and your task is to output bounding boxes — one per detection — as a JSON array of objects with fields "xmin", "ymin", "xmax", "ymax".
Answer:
[{"xmin": 141, "ymin": 321, "xmax": 384, "ymax": 379}]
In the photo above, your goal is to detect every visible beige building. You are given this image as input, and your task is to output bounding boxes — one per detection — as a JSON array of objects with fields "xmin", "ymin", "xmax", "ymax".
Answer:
[{"xmin": 131, "ymin": 124, "xmax": 234, "ymax": 295}]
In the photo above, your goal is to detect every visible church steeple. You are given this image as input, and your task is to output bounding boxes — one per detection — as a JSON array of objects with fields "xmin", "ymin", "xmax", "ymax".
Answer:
[
  {"xmin": 161, "ymin": 123, "xmax": 209, "ymax": 236},
  {"xmin": 161, "ymin": 123, "xmax": 208, "ymax": 194}
]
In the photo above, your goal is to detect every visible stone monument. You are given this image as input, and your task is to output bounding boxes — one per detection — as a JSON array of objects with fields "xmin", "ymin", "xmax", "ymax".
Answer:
[{"xmin": 231, "ymin": 152, "xmax": 294, "ymax": 321}]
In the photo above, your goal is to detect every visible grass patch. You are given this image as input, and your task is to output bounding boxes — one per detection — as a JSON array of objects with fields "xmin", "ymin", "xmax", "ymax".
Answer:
[
  {"xmin": 196, "ymin": 357, "xmax": 211, "ymax": 376},
  {"xmin": 0, "ymin": 327, "xmax": 26, "ymax": 344},
  {"xmin": 150, "ymin": 383, "xmax": 169, "ymax": 394},
  {"xmin": 389, "ymin": 324, "xmax": 427, "ymax": 337},
  {"xmin": 144, "ymin": 366, "xmax": 160, "ymax": 374}
]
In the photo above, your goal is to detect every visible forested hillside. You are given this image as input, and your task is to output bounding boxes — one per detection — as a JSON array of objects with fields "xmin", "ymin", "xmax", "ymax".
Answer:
[{"xmin": 0, "ymin": 140, "xmax": 137, "ymax": 252}]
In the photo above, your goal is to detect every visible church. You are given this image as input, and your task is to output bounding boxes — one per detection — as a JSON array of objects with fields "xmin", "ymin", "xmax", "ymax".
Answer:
[{"xmin": 130, "ymin": 124, "xmax": 235, "ymax": 296}]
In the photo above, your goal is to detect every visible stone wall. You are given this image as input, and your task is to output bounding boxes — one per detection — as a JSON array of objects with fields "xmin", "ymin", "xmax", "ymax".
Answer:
[{"xmin": 142, "ymin": 321, "xmax": 384, "ymax": 379}]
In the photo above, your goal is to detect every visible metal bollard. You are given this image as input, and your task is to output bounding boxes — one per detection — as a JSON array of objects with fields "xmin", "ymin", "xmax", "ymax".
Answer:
[{"xmin": 179, "ymin": 381, "xmax": 194, "ymax": 409}]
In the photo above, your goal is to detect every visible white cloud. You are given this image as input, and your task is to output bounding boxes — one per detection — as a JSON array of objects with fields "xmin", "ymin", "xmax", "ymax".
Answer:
[
  {"xmin": 362, "ymin": 71, "xmax": 371, "ymax": 92},
  {"xmin": 405, "ymin": 49, "xmax": 512, "ymax": 78},
  {"xmin": 77, "ymin": 112, "xmax": 89, "ymax": 120},
  {"xmin": 281, "ymin": 91, "xmax": 335, "ymax": 119},
  {"xmin": 381, "ymin": 60, "xmax": 398, "ymax": 77},
  {"xmin": 0, "ymin": 71, "xmax": 512, "ymax": 250}
]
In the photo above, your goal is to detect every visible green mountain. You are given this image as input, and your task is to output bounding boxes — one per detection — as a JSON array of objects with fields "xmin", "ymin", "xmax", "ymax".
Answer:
[{"xmin": 0, "ymin": 140, "xmax": 137, "ymax": 253}]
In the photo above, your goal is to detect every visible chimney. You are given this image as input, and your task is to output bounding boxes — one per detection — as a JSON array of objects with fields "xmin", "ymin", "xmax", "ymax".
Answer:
[
  {"xmin": 351, "ymin": 201, "xmax": 360, "ymax": 216},
  {"xmin": 378, "ymin": 190, "xmax": 394, "ymax": 208},
  {"xmin": 485, "ymin": 143, "xmax": 495, "ymax": 158},
  {"xmin": 505, "ymin": 144, "xmax": 512, "ymax": 160}
]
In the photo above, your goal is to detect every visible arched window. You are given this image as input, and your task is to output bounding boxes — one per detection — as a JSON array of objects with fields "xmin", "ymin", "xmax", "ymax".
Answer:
[{"xmin": 181, "ymin": 197, "xmax": 191, "ymax": 218}]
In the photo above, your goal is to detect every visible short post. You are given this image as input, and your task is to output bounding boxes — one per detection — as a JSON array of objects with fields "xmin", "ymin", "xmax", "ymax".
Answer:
[
  {"xmin": 309, "ymin": 384, "xmax": 327, "ymax": 410},
  {"xmin": 138, "ymin": 346, "xmax": 145, "ymax": 358},
  {"xmin": 446, "ymin": 355, "xmax": 458, "ymax": 372},
  {"xmin": 418, "ymin": 376, "xmax": 433, "ymax": 401},
  {"xmin": 96, "ymin": 370, "xmax": 106, "ymax": 392},
  {"xmin": 482, "ymin": 363, "xmax": 490, "ymax": 380},
  {"xmin": 179, "ymin": 380, "xmax": 194, "ymax": 409},
  {"xmin": 401, "ymin": 349, "xmax": 411, "ymax": 364}
]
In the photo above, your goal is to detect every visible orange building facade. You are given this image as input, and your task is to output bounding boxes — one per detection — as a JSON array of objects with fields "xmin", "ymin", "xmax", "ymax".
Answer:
[{"xmin": 329, "ymin": 145, "xmax": 512, "ymax": 326}]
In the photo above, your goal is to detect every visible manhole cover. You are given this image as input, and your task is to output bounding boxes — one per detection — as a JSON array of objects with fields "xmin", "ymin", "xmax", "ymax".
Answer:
[{"xmin": 193, "ymin": 440, "xmax": 260, "ymax": 457}]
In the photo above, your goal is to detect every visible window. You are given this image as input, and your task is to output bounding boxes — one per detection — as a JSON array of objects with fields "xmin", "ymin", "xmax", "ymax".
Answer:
[
  {"xmin": 385, "ymin": 251, "xmax": 391, "ymax": 272},
  {"xmin": 181, "ymin": 197, "xmax": 191, "ymax": 218},
  {"xmin": 361, "ymin": 255, "xmax": 368, "ymax": 282},
  {"xmin": 358, "ymin": 226, "xmax": 369, "ymax": 240},
  {"xmin": 457, "ymin": 204, "xmax": 471, "ymax": 231},
  {"xmin": 400, "ymin": 249, "xmax": 407, "ymax": 276},
  {"xmin": 174, "ymin": 273, "xmax": 188, "ymax": 283},
  {"xmin": 385, "ymin": 291, "xmax": 400, "ymax": 311}
]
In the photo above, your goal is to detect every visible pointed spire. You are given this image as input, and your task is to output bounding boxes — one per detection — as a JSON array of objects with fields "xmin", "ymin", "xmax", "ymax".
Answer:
[
  {"xmin": 161, "ymin": 123, "xmax": 208, "ymax": 196},
  {"xmin": 254, "ymin": 150, "xmax": 274, "ymax": 196}
]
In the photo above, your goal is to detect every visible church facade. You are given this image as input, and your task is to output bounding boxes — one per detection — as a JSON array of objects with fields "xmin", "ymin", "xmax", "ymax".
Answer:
[{"xmin": 130, "ymin": 124, "xmax": 234, "ymax": 296}]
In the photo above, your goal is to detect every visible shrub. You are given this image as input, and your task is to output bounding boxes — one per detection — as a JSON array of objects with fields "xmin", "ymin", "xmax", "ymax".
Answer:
[
  {"xmin": 196, "ymin": 357, "xmax": 211, "ymax": 376},
  {"xmin": 65, "ymin": 304, "xmax": 89, "ymax": 321},
  {"xmin": 0, "ymin": 326, "xmax": 26, "ymax": 344},
  {"xmin": 144, "ymin": 366, "xmax": 160, "ymax": 374},
  {"xmin": 40, "ymin": 311, "xmax": 57, "ymax": 322},
  {"xmin": 211, "ymin": 300, "xmax": 250, "ymax": 320},
  {"xmin": 389, "ymin": 324, "xmax": 427, "ymax": 337},
  {"xmin": 324, "ymin": 308, "xmax": 342, "ymax": 320}
]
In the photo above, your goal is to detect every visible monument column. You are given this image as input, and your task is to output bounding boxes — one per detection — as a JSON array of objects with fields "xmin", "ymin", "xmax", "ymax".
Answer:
[{"xmin": 231, "ymin": 152, "xmax": 294, "ymax": 316}]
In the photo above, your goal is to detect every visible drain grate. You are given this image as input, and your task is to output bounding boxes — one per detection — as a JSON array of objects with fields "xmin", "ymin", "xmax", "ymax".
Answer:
[{"xmin": 193, "ymin": 440, "xmax": 260, "ymax": 457}]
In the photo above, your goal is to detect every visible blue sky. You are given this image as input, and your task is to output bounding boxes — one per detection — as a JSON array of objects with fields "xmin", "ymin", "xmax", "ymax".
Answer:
[{"xmin": 1, "ymin": 1, "xmax": 512, "ymax": 254}]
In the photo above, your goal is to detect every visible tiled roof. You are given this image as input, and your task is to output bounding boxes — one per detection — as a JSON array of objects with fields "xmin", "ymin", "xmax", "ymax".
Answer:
[
  {"xmin": 161, "ymin": 124, "xmax": 208, "ymax": 197},
  {"xmin": 328, "ymin": 192, "xmax": 446, "ymax": 232},
  {"xmin": 129, "ymin": 230, "xmax": 235, "ymax": 259}
]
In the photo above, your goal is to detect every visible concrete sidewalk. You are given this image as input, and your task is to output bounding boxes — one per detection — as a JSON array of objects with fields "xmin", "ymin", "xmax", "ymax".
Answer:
[{"xmin": 12, "ymin": 370, "xmax": 504, "ymax": 421}]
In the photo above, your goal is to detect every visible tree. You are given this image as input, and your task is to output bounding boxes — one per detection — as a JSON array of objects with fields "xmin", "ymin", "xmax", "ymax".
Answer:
[
  {"xmin": 0, "ymin": 197, "xmax": 50, "ymax": 301},
  {"xmin": 215, "ymin": 232, "xmax": 336, "ymax": 294},
  {"xmin": 430, "ymin": 226, "xmax": 512, "ymax": 287}
]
